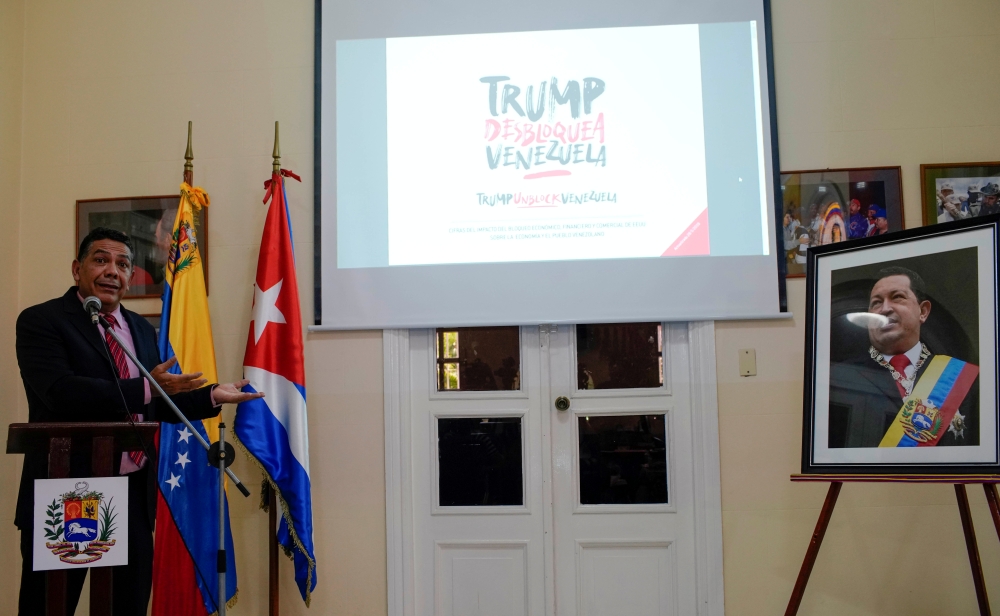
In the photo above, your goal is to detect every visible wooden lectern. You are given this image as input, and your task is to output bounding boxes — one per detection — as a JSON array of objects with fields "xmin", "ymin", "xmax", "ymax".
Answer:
[{"xmin": 6, "ymin": 421, "xmax": 160, "ymax": 616}]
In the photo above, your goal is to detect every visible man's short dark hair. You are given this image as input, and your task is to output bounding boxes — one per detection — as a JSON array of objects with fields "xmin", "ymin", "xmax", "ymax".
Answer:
[
  {"xmin": 875, "ymin": 266, "xmax": 928, "ymax": 303},
  {"xmin": 77, "ymin": 227, "xmax": 135, "ymax": 264}
]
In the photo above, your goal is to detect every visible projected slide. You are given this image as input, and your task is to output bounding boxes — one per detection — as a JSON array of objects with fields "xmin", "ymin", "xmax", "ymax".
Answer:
[
  {"xmin": 386, "ymin": 25, "xmax": 707, "ymax": 266},
  {"xmin": 336, "ymin": 21, "xmax": 768, "ymax": 269}
]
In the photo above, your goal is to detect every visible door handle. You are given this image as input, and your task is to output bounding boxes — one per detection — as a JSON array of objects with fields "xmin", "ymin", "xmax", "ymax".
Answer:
[{"xmin": 554, "ymin": 396, "xmax": 571, "ymax": 411}]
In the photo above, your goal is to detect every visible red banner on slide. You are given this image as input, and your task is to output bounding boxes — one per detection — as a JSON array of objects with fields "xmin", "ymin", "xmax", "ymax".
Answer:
[{"xmin": 662, "ymin": 208, "xmax": 709, "ymax": 256}]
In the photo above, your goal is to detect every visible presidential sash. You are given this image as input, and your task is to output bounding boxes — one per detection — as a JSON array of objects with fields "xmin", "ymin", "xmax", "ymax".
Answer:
[{"xmin": 879, "ymin": 355, "xmax": 978, "ymax": 448}]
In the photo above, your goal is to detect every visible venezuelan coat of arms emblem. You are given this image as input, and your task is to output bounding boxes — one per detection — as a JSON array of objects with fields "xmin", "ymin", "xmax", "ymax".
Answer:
[
  {"xmin": 168, "ymin": 219, "xmax": 200, "ymax": 276},
  {"xmin": 34, "ymin": 477, "xmax": 129, "ymax": 570},
  {"xmin": 43, "ymin": 481, "xmax": 119, "ymax": 564}
]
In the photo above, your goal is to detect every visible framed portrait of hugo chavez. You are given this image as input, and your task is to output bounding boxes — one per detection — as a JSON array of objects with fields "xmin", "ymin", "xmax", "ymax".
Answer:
[{"xmin": 801, "ymin": 215, "xmax": 1000, "ymax": 475}]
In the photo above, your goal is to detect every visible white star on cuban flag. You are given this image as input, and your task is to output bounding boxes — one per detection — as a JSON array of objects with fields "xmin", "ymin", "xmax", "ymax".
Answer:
[{"xmin": 252, "ymin": 279, "xmax": 286, "ymax": 344}]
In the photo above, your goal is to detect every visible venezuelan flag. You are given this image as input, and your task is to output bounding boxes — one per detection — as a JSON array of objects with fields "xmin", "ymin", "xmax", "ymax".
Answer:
[{"xmin": 151, "ymin": 183, "xmax": 238, "ymax": 615}]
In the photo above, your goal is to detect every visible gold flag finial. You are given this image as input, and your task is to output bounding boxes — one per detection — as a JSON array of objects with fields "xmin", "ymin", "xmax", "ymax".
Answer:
[
  {"xmin": 272, "ymin": 121, "xmax": 281, "ymax": 173},
  {"xmin": 183, "ymin": 121, "xmax": 194, "ymax": 184}
]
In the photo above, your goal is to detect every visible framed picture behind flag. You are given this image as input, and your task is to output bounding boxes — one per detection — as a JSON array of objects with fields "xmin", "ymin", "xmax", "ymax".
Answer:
[
  {"xmin": 802, "ymin": 215, "xmax": 1000, "ymax": 475},
  {"xmin": 780, "ymin": 167, "xmax": 904, "ymax": 278},
  {"xmin": 76, "ymin": 196, "xmax": 209, "ymax": 299},
  {"xmin": 920, "ymin": 161, "xmax": 1000, "ymax": 227}
]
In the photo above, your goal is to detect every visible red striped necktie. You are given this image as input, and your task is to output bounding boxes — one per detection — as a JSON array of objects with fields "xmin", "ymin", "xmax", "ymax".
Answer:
[{"xmin": 103, "ymin": 314, "xmax": 147, "ymax": 469}]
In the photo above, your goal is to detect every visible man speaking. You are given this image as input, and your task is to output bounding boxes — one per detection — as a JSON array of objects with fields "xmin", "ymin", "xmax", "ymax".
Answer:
[
  {"xmin": 14, "ymin": 227, "xmax": 263, "ymax": 615},
  {"xmin": 829, "ymin": 266, "xmax": 979, "ymax": 449}
]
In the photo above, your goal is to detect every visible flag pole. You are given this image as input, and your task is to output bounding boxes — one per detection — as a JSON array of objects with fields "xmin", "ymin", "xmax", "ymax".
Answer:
[
  {"xmin": 267, "ymin": 482, "xmax": 279, "ymax": 616},
  {"xmin": 273, "ymin": 120, "xmax": 281, "ymax": 173},
  {"xmin": 184, "ymin": 120, "xmax": 194, "ymax": 185},
  {"xmin": 268, "ymin": 120, "xmax": 281, "ymax": 616},
  {"xmin": 168, "ymin": 121, "xmax": 246, "ymax": 615},
  {"xmin": 181, "ymin": 121, "xmax": 210, "ymax": 293}
]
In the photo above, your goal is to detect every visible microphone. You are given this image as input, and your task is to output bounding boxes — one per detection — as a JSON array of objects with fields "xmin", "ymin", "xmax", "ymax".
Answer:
[{"xmin": 83, "ymin": 295, "xmax": 102, "ymax": 324}]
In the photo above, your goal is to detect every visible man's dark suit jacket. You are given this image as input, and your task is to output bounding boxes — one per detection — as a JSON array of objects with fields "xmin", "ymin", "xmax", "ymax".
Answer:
[
  {"xmin": 14, "ymin": 287, "xmax": 219, "ymax": 530},
  {"xmin": 829, "ymin": 351, "xmax": 979, "ymax": 448}
]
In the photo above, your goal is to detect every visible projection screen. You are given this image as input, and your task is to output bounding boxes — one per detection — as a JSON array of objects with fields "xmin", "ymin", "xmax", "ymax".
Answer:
[{"xmin": 316, "ymin": 0, "xmax": 786, "ymax": 329}]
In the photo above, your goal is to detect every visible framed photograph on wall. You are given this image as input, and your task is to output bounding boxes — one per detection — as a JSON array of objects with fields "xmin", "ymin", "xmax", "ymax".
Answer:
[
  {"xmin": 802, "ymin": 215, "xmax": 999, "ymax": 475},
  {"xmin": 920, "ymin": 161, "xmax": 1000, "ymax": 226},
  {"xmin": 139, "ymin": 314, "xmax": 162, "ymax": 336},
  {"xmin": 780, "ymin": 167, "xmax": 904, "ymax": 278},
  {"xmin": 76, "ymin": 196, "xmax": 208, "ymax": 299}
]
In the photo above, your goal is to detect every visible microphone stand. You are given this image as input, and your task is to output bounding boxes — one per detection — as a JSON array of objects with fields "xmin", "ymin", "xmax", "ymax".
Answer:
[{"xmin": 97, "ymin": 314, "xmax": 246, "ymax": 615}]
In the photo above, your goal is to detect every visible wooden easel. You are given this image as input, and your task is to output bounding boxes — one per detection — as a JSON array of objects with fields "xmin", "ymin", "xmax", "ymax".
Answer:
[{"xmin": 785, "ymin": 474, "xmax": 1000, "ymax": 616}]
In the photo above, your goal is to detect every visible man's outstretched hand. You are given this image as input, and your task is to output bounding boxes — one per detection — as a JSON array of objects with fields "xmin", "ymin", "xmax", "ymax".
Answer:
[
  {"xmin": 151, "ymin": 358, "xmax": 265, "ymax": 404},
  {"xmin": 213, "ymin": 379, "xmax": 265, "ymax": 405},
  {"xmin": 151, "ymin": 357, "xmax": 207, "ymax": 396}
]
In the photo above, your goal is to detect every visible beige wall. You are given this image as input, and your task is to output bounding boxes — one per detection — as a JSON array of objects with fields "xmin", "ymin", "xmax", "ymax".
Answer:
[
  {"xmin": 1, "ymin": 1, "xmax": 999, "ymax": 614},
  {"xmin": 0, "ymin": 0, "xmax": 24, "ymax": 608},
  {"xmin": 720, "ymin": 2, "xmax": 1000, "ymax": 614},
  {"xmin": 7, "ymin": 0, "xmax": 384, "ymax": 613}
]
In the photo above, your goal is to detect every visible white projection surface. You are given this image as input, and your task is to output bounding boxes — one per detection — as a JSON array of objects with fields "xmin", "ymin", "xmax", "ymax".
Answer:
[
  {"xmin": 319, "ymin": 0, "xmax": 784, "ymax": 329},
  {"xmin": 386, "ymin": 26, "xmax": 709, "ymax": 266}
]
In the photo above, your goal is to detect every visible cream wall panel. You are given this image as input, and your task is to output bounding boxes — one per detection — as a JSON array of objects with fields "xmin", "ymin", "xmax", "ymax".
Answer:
[
  {"xmin": 719, "ymin": 1, "xmax": 1000, "ymax": 614},
  {"xmin": 7, "ymin": 0, "xmax": 386, "ymax": 613},
  {"xmin": 0, "ymin": 0, "xmax": 25, "ymax": 610}
]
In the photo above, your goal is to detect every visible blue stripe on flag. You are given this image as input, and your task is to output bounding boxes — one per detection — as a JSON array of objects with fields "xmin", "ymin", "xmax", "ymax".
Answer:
[
  {"xmin": 278, "ymin": 515, "xmax": 315, "ymax": 597},
  {"xmin": 158, "ymin": 416, "xmax": 238, "ymax": 612},
  {"xmin": 927, "ymin": 358, "xmax": 965, "ymax": 408},
  {"xmin": 281, "ymin": 182, "xmax": 295, "ymax": 255},
  {"xmin": 235, "ymin": 384, "xmax": 316, "ymax": 599},
  {"xmin": 157, "ymin": 283, "xmax": 182, "ymax": 374},
  {"xmin": 158, "ymin": 279, "xmax": 237, "ymax": 611}
]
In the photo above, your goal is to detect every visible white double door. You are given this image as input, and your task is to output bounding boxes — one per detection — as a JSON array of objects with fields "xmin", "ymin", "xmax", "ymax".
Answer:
[{"xmin": 387, "ymin": 323, "xmax": 723, "ymax": 616}]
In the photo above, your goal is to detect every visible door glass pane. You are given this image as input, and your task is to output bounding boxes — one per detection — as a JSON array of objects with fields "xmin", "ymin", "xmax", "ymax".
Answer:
[
  {"xmin": 578, "ymin": 414, "xmax": 667, "ymax": 505},
  {"xmin": 436, "ymin": 327, "xmax": 520, "ymax": 391},
  {"xmin": 438, "ymin": 417, "xmax": 524, "ymax": 506},
  {"xmin": 576, "ymin": 323, "xmax": 663, "ymax": 389}
]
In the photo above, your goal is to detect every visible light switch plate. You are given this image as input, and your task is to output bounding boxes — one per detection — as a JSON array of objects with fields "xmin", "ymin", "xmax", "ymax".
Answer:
[{"xmin": 739, "ymin": 348, "xmax": 756, "ymax": 377}]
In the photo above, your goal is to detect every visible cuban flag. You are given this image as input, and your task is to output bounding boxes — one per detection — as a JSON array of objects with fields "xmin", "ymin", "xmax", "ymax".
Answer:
[{"xmin": 233, "ymin": 168, "xmax": 317, "ymax": 603}]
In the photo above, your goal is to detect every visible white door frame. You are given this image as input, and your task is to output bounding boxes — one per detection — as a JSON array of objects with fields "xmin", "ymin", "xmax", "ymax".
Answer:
[{"xmin": 383, "ymin": 322, "xmax": 725, "ymax": 616}]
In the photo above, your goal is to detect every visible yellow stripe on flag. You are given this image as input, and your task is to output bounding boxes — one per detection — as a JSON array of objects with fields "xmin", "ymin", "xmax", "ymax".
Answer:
[
  {"xmin": 878, "ymin": 356, "xmax": 949, "ymax": 447},
  {"xmin": 166, "ymin": 184, "xmax": 220, "ymax": 440}
]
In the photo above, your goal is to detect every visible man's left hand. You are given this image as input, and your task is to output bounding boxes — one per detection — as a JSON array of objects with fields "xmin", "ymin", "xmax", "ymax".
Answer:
[{"xmin": 213, "ymin": 379, "xmax": 265, "ymax": 405}]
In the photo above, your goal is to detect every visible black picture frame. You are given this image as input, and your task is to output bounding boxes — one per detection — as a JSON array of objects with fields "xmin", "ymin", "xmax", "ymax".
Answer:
[{"xmin": 802, "ymin": 215, "xmax": 1000, "ymax": 475}]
